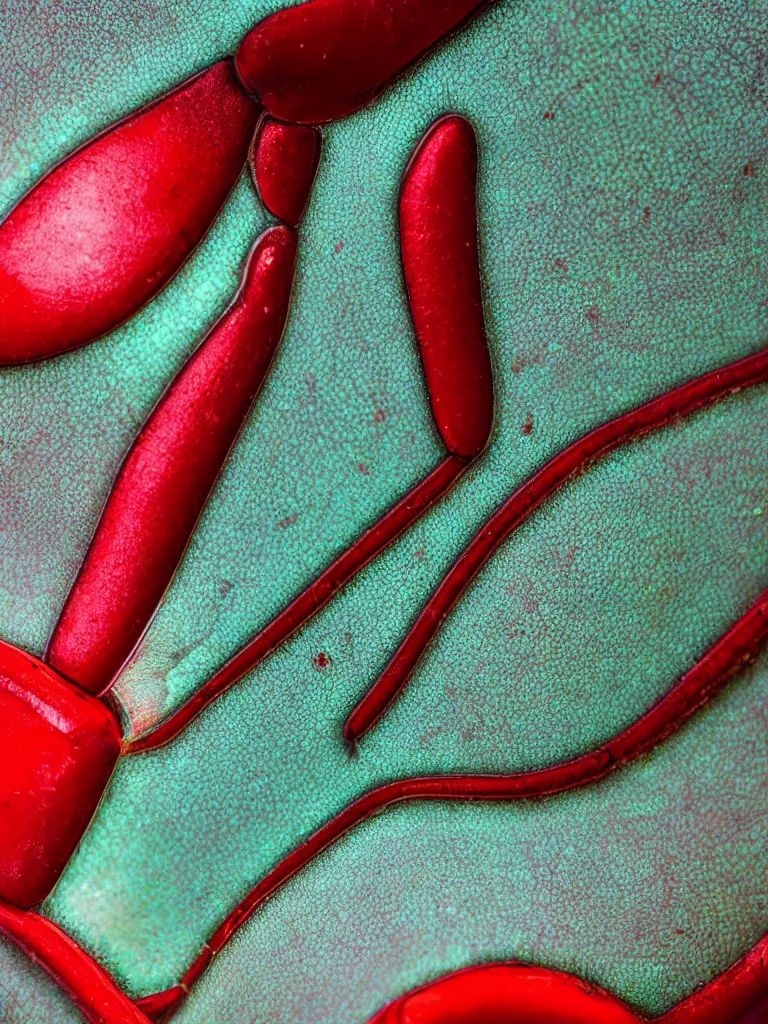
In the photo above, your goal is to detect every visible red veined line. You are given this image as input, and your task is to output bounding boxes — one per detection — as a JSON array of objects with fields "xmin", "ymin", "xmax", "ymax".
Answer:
[
  {"xmin": 126, "ymin": 455, "xmax": 467, "ymax": 753},
  {"xmin": 344, "ymin": 345, "xmax": 768, "ymax": 742},
  {"xmin": 0, "ymin": 899, "xmax": 152, "ymax": 1024},
  {"xmin": 135, "ymin": 586, "xmax": 768, "ymax": 1019}
]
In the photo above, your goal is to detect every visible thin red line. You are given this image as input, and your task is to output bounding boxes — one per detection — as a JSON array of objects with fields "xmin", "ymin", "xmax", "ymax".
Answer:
[
  {"xmin": 0, "ymin": 899, "xmax": 152, "ymax": 1024},
  {"xmin": 126, "ymin": 455, "xmax": 467, "ymax": 754},
  {"xmin": 135, "ymin": 586, "xmax": 768, "ymax": 1019},
  {"xmin": 344, "ymin": 347, "xmax": 768, "ymax": 742}
]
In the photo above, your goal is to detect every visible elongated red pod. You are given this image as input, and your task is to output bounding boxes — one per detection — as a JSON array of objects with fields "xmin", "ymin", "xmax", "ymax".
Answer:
[
  {"xmin": 236, "ymin": 0, "xmax": 491, "ymax": 124},
  {"xmin": 0, "ymin": 61, "xmax": 258, "ymax": 364},
  {"xmin": 368, "ymin": 963, "xmax": 643, "ymax": 1024},
  {"xmin": 47, "ymin": 226, "xmax": 297, "ymax": 695},
  {"xmin": 251, "ymin": 118, "xmax": 322, "ymax": 226},
  {"xmin": 400, "ymin": 115, "xmax": 494, "ymax": 459}
]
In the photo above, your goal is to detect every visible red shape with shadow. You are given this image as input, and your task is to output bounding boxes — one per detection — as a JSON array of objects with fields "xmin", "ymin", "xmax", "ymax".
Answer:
[
  {"xmin": 0, "ymin": 61, "xmax": 258, "ymax": 364},
  {"xmin": 236, "ymin": 0, "xmax": 492, "ymax": 124},
  {"xmin": 251, "ymin": 119, "xmax": 322, "ymax": 226},
  {"xmin": 368, "ymin": 963, "xmax": 643, "ymax": 1024},
  {"xmin": 47, "ymin": 226, "xmax": 298, "ymax": 696},
  {"xmin": 400, "ymin": 114, "xmax": 494, "ymax": 460},
  {"xmin": 0, "ymin": 641, "xmax": 121, "ymax": 908}
]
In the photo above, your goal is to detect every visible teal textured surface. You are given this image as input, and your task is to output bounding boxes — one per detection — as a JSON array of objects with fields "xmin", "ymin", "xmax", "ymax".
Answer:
[{"xmin": 1, "ymin": 0, "xmax": 767, "ymax": 1020}]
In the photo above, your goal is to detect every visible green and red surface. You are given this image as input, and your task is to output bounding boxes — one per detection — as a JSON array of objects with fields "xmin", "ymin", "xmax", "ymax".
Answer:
[{"xmin": 1, "ymin": 0, "xmax": 768, "ymax": 1020}]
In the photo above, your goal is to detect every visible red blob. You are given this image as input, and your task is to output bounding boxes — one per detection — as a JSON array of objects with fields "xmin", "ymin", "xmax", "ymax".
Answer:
[
  {"xmin": 236, "ymin": 0, "xmax": 491, "ymax": 124},
  {"xmin": 400, "ymin": 115, "xmax": 494, "ymax": 460},
  {"xmin": 0, "ymin": 640, "xmax": 121, "ymax": 908},
  {"xmin": 367, "ymin": 964, "xmax": 642, "ymax": 1024},
  {"xmin": 47, "ymin": 227, "xmax": 298, "ymax": 696},
  {"xmin": 0, "ymin": 61, "xmax": 258, "ymax": 364},
  {"xmin": 251, "ymin": 118, "xmax": 321, "ymax": 226}
]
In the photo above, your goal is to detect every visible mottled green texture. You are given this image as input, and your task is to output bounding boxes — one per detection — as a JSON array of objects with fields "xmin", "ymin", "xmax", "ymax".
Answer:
[
  {"xmin": 0, "ymin": 939, "xmax": 83, "ymax": 1024},
  {"xmin": 2, "ymin": 0, "xmax": 768, "ymax": 1019},
  {"xmin": 45, "ymin": 389, "xmax": 768, "ymax": 1009}
]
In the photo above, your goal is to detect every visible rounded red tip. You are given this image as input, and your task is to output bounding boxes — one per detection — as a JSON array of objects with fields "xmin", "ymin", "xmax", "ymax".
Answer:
[
  {"xmin": 236, "ymin": 0, "xmax": 491, "ymax": 125},
  {"xmin": 250, "ymin": 118, "xmax": 321, "ymax": 226},
  {"xmin": 400, "ymin": 115, "xmax": 494, "ymax": 461}
]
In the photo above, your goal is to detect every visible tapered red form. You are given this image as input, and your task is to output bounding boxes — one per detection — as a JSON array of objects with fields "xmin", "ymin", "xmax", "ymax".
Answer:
[
  {"xmin": 250, "ymin": 119, "xmax": 321, "ymax": 226},
  {"xmin": 0, "ymin": 61, "xmax": 258, "ymax": 364},
  {"xmin": 236, "ymin": 0, "xmax": 491, "ymax": 124},
  {"xmin": 47, "ymin": 227, "xmax": 298, "ymax": 695}
]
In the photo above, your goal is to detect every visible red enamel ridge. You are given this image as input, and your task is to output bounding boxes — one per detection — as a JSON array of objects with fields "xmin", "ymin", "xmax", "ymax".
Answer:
[
  {"xmin": 0, "ymin": 61, "xmax": 258, "ymax": 364},
  {"xmin": 0, "ymin": 640, "xmax": 121, "ymax": 908},
  {"xmin": 47, "ymin": 227, "xmax": 298, "ymax": 696},
  {"xmin": 251, "ymin": 118, "xmax": 322, "ymax": 226},
  {"xmin": 400, "ymin": 115, "xmax": 494, "ymax": 460},
  {"xmin": 138, "ymin": 586, "xmax": 768, "ymax": 1016},
  {"xmin": 236, "ymin": 0, "xmax": 492, "ymax": 125},
  {"xmin": 367, "ymin": 963, "xmax": 643, "ymax": 1024},
  {"xmin": 0, "ymin": 899, "xmax": 152, "ymax": 1024},
  {"xmin": 126, "ymin": 456, "xmax": 467, "ymax": 754},
  {"xmin": 344, "ymin": 346, "xmax": 768, "ymax": 742}
]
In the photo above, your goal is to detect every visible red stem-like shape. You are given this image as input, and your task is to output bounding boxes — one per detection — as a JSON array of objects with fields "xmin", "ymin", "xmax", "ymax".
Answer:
[
  {"xmin": 344, "ymin": 346, "xmax": 768, "ymax": 742},
  {"xmin": 126, "ymin": 455, "xmax": 467, "ymax": 753},
  {"xmin": 0, "ymin": 899, "xmax": 152, "ymax": 1024},
  {"xmin": 136, "ymin": 585, "xmax": 768, "ymax": 1018}
]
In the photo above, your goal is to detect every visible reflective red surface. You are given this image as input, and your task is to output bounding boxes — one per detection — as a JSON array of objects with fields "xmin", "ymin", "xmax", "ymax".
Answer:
[
  {"xmin": 251, "ymin": 118, "xmax": 322, "ymax": 226},
  {"xmin": 236, "ymin": 0, "xmax": 491, "ymax": 124},
  {"xmin": 47, "ymin": 227, "xmax": 297, "ymax": 695},
  {"xmin": 0, "ymin": 641, "xmax": 121, "ymax": 908},
  {"xmin": 399, "ymin": 115, "xmax": 494, "ymax": 461},
  {"xmin": 0, "ymin": 61, "xmax": 257, "ymax": 363}
]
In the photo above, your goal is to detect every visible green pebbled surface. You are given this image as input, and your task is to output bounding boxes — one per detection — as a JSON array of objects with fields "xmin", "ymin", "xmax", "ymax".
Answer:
[
  {"xmin": 0, "ymin": 939, "xmax": 83, "ymax": 1024},
  {"xmin": 1, "ymin": 0, "xmax": 768, "ymax": 1020}
]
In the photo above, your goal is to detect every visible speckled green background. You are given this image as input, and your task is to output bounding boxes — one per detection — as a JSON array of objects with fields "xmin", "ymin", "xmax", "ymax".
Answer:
[{"xmin": 1, "ymin": 0, "xmax": 768, "ymax": 1021}]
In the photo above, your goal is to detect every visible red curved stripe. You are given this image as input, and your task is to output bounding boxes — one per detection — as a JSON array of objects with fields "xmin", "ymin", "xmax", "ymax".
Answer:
[
  {"xmin": 235, "ymin": 0, "xmax": 492, "ymax": 125},
  {"xmin": 136, "ymin": 586, "xmax": 768, "ymax": 1016},
  {"xmin": 367, "ymin": 962, "xmax": 643, "ymax": 1023},
  {"xmin": 126, "ymin": 456, "xmax": 466, "ymax": 753},
  {"xmin": 344, "ymin": 346, "xmax": 768, "ymax": 742},
  {"xmin": 656, "ymin": 933, "xmax": 768, "ymax": 1023},
  {"xmin": 0, "ymin": 899, "xmax": 152, "ymax": 1024},
  {"xmin": 47, "ymin": 227, "xmax": 298, "ymax": 696},
  {"xmin": 0, "ymin": 61, "xmax": 258, "ymax": 364},
  {"xmin": 251, "ymin": 118, "xmax": 322, "ymax": 227},
  {"xmin": 400, "ymin": 115, "xmax": 494, "ymax": 460}
]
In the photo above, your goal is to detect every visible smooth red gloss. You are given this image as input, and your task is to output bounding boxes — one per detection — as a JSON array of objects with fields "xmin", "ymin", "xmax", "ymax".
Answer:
[
  {"xmin": 344, "ymin": 346, "xmax": 768, "ymax": 741},
  {"xmin": 47, "ymin": 227, "xmax": 298, "ymax": 696},
  {"xmin": 367, "ymin": 963, "xmax": 643, "ymax": 1024},
  {"xmin": 0, "ymin": 641, "xmax": 121, "ymax": 908},
  {"xmin": 0, "ymin": 61, "xmax": 258, "ymax": 364},
  {"xmin": 251, "ymin": 118, "xmax": 321, "ymax": 226},
  {"xmin": 400, "ymin": 115, "xmax": 494, "ymax": 460},
  {"xmin": 236, "ymin": 0, "xmax": 491, "ymax": 124}
]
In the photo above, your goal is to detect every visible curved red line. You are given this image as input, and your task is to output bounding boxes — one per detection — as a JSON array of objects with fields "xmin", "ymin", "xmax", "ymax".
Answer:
[
  {"xmin": 126, "ymin": 455, "xmax": 467, "ymax": 754},
  {"xmin": 0, "ymin": 899, "xmax": 152, "ymax": 1024},
  {"xmin": 344, "ymin": 346, "xmax": 768, "ymax": 742},
  {"xmin": 135, "ymin": 586, "xmax": 768, "ymax": 1018}
]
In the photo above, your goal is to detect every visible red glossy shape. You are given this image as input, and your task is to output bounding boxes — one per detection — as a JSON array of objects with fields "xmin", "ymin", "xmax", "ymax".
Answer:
[
  {"xmin": 139, "ymin": 585, "xmax": 768, "ymax": 1015},
  {"xmin": 127, "ymin": 456, "xmax": 466, "ymax": 753},
  {"xmin": 47, "ymin": 227, "xmax": 298, "ymax": 695},
  {"xmin": 0, "ymin": 899, "xmax": 152, "ymax": 1024},
  {"xmin": 345, "ymin": 346, "xmax": 768, "ymax": 741},
  {"xmin": 0, "ymin": 641, "xmax": 121, "ymax": 908},
  {"xmin": 368, "ymin": 964, "xmax": 642, "ymax": 1024},
  {"xmin": 0, "ymin": 61, "xmax": 258, "ymax": 364},
  {"xmin": 236, "ymin": 0, "xmax": 491, "ymax": 124},
  {"xmin": 400, "ymin": 115, "xmax": 494, "ymax": 460},
  {"xmin": 251, "ymin": 118, "xmax": 321, "ymax": 226}
]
